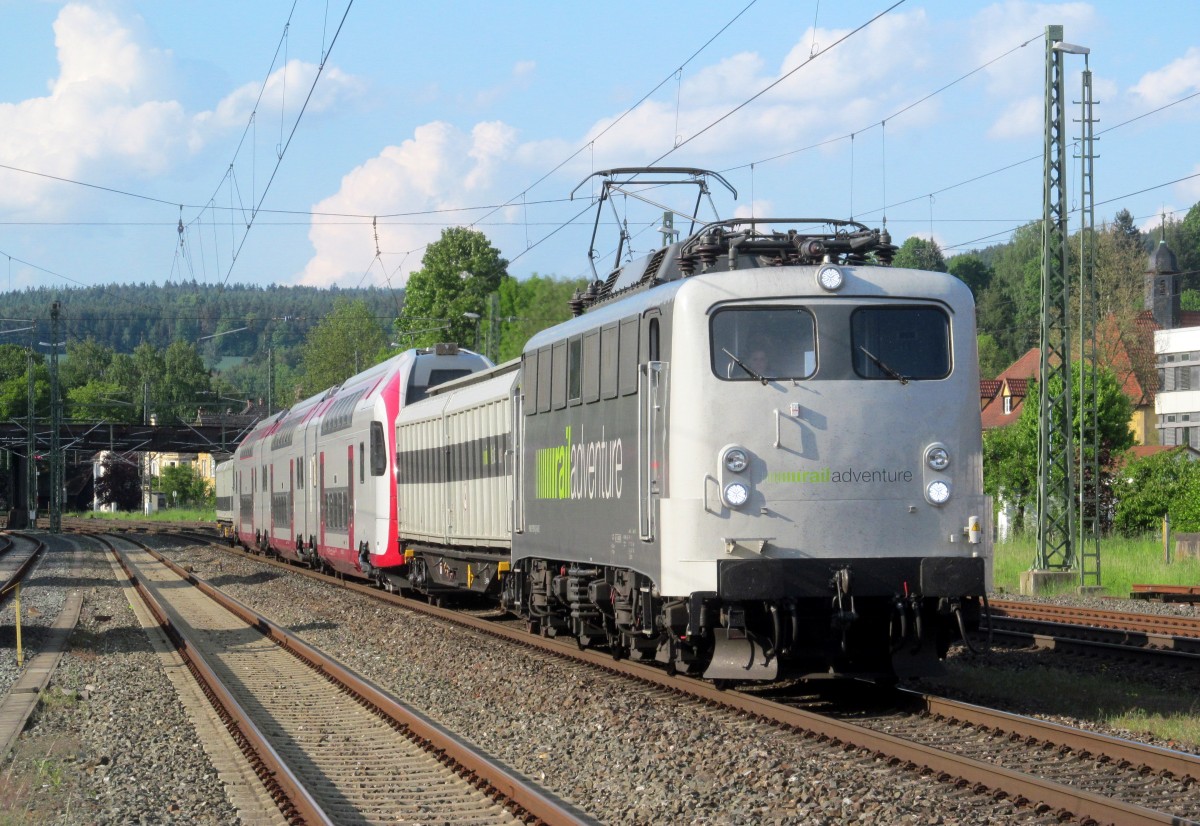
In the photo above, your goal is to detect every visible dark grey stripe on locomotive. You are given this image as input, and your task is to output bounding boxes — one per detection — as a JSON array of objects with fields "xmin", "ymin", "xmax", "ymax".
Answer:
[{"xmin": 397, "ymin": 432, "xmax": 510, "ymax": 485}]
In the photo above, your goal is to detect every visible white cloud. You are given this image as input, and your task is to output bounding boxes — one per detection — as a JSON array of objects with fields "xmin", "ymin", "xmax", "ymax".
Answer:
[
  {"xmin": 0, "ymin": 3, "xmax": 187, "ymax": 213},
  {"xmin": 1178, "ymin": 163, "xmax": 1200, "ymax": 203},
  {"xmin": 574, "ymin": 10, "xmax": 936, "ymax": 166},
  {"xmin": 986, "ymin": 95, "xmax": 1042, "ymax": 139},
  {"xmin": 298, "ymin": 121, "xmax": 519, "ymax": 287},
  {"xmin": 0, "ymin": 2, "xmax": 361, "ymax": 218},
  {"xmin": 1140, "ymin": 209, "xmax": 1176, "ymax": 235},
  {"xmin": 969, "ymin": 2, "xmax": 1095, "ymax": 98},
  {"xmin": 733, "ymin": 201, "xmax": 776, "ymax": 220},
  {"xmin": 1131, "ymin": 47, "xmax": 1200, "ymax": 108},
  {"xmin": 202, "ymin": 59, "xmax": 361, "ymax": 133},
  {"xmin": 471, "ymin": 60, "xmax": 538, "ymax": 109}
]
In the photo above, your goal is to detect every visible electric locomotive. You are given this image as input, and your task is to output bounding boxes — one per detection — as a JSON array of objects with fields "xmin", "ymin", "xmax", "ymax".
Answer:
[{"xmin": 397, "ymin": 169, "xmax": 992, "ymax": 682}]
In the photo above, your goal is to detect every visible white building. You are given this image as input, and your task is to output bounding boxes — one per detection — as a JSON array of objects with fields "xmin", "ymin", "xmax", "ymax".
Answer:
[{"xmin": 1149, "ymin": 232, "xmax": 1200, "ymax": 448}]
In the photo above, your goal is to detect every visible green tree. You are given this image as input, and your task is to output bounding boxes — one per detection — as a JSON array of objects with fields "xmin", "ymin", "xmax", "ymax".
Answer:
[
  {"xmin": 947, "ymin": 254, "xmax": 992, "ymax": 298},
  {"xmin": 0, "ymin": 345, "xmax": 47, "ymax": 420},
  {"xmin": 60, "ymin": 337, "xmax": 114, "ymax": 392},
  {"xmin": 156, "ymin": 463, "xmax": 211, "ymax": 507},
  {"xmin": 159, "ymin": 341, "xmax": 213, "ymax": 423},
  {"xmin": 495, "ymin": 274, "xmax": 587, "ymax": 362},
  {"xmin": 976, "ymin": 222, "xmax": 1042, "ymax": 370},
  {"xmin": 984, "ymin": 362, "xmax": 1134, "ymax": 535},
  {"xmin": 1178, "ymin": 201, "xmax": 1200, "ymax": 277},
  {"xmin": 1111, "ymin": 208, "xmax": 1142, "ymax": 256},
  {"xmin": 892, "ymin": 236, "xmax": 948, "ymax": 272},
  {"xmin": 1113, "ymin": 448, "xmax": 1200, "ymax": 535},
  {"xmin": 300, "ymin": 298, "xmax": 389, "ymax": 393},
  {"xmin": 67, "ymin": 380, "xmax": 139, "ymax": 423},
  {"xmin": 397, "ymin": 228, "xmax": 509, "ymax": 350},
  {"xmin": 976, "ymin": 333, "xmax": 1006, "ymax": 381}
]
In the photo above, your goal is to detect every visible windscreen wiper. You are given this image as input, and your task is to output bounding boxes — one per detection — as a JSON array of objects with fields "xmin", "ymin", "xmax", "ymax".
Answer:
[
  {"xmin": 858, "ymin": 346, "xmax": 909, "ymax": 385},
  {"xmin": 722, "ymin": 348, "xmax": 768, "ymax": 385}
]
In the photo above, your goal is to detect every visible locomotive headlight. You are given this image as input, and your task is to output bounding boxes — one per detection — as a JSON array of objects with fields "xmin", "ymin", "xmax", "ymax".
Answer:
[
  {"xmin": 816, "ymin": 265, "xmax": 844, "ymax": 292},
  {"xmin": 926, "ymin": 480, "xmax": 951, "ymax": 505},
  {"xmin": 926, "ymin": 446, "xmax": 950, "ymax": 471},
  {"xmin": 724, "ymin": 448, "xmax": 749, "ymax": 473},
  {"xmin": 723, "ymin": 482, "xmax": 750, "ymax": 508}
]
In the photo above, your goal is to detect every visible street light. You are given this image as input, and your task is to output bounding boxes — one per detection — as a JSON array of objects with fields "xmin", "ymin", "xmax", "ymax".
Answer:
[{"xmin": 462, "ymin": 312, "xmax": 481, "ymax": 352}]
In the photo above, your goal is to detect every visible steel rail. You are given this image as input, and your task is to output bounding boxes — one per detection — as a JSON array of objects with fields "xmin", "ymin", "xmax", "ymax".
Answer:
[
  {"xmin": 992, "ymin": 599, "xmax": 1200, "ymax": 637},
  {"xmin": 0, "ymin": 531, "xmax": 46, "ymax": 602},
  {"xmin": 168, "ymin": 530, "xmax": 1192, "ymax": 825},
  {"xmin": 987, "ymin": 618, "xmax": 1200, "ymax": 663},
  {"xmin": 903, "ymin": 690, "xmax": 1200, "ymax": 782},
  {"xmin": 130, "ymin": 536, "xmax": 594, "ymax": 826},
  {"xmin": 105, "ymin": 536, "xmax": 336, "ymax": 826}
]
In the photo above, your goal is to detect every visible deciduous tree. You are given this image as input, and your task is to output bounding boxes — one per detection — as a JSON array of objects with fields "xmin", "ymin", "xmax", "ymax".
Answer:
[
  {"xmin": 300, "ymin": 298, "xmax": 389, "ymax": 394},
  {"xmin": 396, "ymin": 228, "xmax": 508, "ymax": 351},
  {"xmin": 892, "ymin": 237, "xmax": 948, "ymax": 272}
]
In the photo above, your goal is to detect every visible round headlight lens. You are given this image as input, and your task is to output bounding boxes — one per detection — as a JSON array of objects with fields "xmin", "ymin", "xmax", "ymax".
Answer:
[
  {"xmin": 816, "ymin": 265, "xmax": 844, "ymax": 291},
  {"xmin": 926, "ymin": 480, "xmax": 951, "ymax": 505},
  {"xmin": 724, "ymin": 483, "xmax": 749, "ymax": 507},
  {"xmin": 724, "ymin": 448, "xmax": 748, "ymax": 473},
  {"xmin": 927, "ymin": 446, "xmax": 950, "ymax": 471}
]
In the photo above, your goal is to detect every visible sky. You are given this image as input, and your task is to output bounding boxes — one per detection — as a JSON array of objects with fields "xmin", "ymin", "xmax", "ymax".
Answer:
[{"xmin": 1, "ymin": 0, "xmax": 1199, "ymax": 299}]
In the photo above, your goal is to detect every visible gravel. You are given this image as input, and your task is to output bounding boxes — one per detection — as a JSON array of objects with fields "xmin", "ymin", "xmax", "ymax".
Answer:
[
  {"xmin": 5, "ymin": 530, "xmax": 1193, "ymax": 824},
  {"xmin": 1, "ymin": 535, "xmax": 239, "ymax": 825},
  {"xmin": 0, "ymin": 540, "xmax": 71, "ymax": 699},
  {"xmin": 146, "ymin": 538, "xmax": 1062, "ymax": 825}
]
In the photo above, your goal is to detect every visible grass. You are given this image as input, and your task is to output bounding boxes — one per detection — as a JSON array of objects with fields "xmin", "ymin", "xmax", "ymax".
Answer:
[
  {"xmin": 66, "ymin": 508, "xmax": 215, "ymax": 523},
  {"xmin": 925, "ymin": 658, "xmax": 1200, "ymax": 751},
  {"xmin": 992, "ymin": 533, "xmax": 1200, "ymax": 597}
]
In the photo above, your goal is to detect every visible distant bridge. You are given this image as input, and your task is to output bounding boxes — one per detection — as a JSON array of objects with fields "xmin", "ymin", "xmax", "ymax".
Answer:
[{"xmin": 0, "ymin": 420, "xmax": 256, "ymax": 456}]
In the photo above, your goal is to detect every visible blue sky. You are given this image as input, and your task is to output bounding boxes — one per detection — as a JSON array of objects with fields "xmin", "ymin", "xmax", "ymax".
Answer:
[{"xmin": 1, "ymin": 0, "xmax": 1198, "ymax": 296}]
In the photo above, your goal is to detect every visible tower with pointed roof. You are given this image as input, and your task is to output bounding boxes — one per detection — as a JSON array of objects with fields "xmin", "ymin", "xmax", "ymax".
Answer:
[{"xmin": 1145, "ymin": 221, "xmax": 1181, "ymax": 330}]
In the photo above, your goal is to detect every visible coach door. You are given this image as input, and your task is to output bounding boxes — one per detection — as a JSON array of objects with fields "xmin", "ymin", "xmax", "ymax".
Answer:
[{"xmin": 638, "ymin": 311, "xmax": 668, "ymax": 541}]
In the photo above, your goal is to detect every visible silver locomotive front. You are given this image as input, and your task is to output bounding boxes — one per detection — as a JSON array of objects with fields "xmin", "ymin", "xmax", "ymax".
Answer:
[{"xmin": 659, "ymin": 260, "xmax": 991, "ymax": 680}]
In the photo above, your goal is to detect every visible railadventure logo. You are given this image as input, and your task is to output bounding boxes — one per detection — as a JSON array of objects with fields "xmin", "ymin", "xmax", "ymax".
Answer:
[
  {"xmin": 535, "ymin": 426, "xmax": 624, "ymax": 500},
  {"xmin": 767, "ymin": 467, "xmax": 914, "ymax": 484}
]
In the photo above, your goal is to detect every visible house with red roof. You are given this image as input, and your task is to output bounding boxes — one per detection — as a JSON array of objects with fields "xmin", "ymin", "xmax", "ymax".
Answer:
[{"xmin": 981, "ymin": 236, "xmax": 1200, "ymax": 446}]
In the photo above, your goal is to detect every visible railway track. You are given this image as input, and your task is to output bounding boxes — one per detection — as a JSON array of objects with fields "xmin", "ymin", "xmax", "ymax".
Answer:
[
  {"xmin": 100, "ymin": 532, "xmax": 592, "ymax": 826},
  {"xmin": 124, "ymin": 527, "xmax": 1200, "ymax": 825},
  {"xmin": 0, "ymin": 532, "xmax": 85, "ymax": 759},
  {"xmin": 0, "ymin": 531, "xmax": 46, "ymax": 605},
  {"xmin": 987, "ymin": 599, "xmax": 1200, "ymax": 665}
]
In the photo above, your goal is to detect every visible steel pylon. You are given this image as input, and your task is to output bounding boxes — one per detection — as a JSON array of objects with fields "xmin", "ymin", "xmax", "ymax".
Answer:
[{"xmin": 1036, "ymin": 25, "xmax": 1075, "ymax": 570}]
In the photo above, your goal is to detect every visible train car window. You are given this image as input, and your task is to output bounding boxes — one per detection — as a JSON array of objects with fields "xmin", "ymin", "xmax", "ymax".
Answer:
[
  {"xmin": 551, "ymin": 340, "xmax": 568, "ymax": 409},
  {"xmin": 359, "ymin": 443, "xmax": 365, "ymax": 483},
  {"xmin": 600, "ymin": 323, "xmax": 619, "ymax": 399},
  {"xmin": 523, "ymin": 352, "xmax": 538, "ymax": 415},
  {"xmin": 406, "ymin": 368, "xmax": 473, "ymax": 403},
  {"xmin": 567, "ymin": 336, "xmax": 583, "ymax": 404},
  {"xmin": 583, "ymin": 330, "xmax": 601, "ymax": 403},
  {"xmin": 536, "ymin": 347, "xmax": 552, "ymax": 413},
  {"xmin": 850, "ymin": 306, "xmax": 951, "ymax": 380},
  {"xmin": 619, "ymin": 317, "xmax": 639, "ymax": 396},
  {"xmin": 710, "ymin": 307, "xmax": 816, "ymax": 381},
  {"xmin": 370, "ymin": 422, "xmax": 386, "ymax": 476}
]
